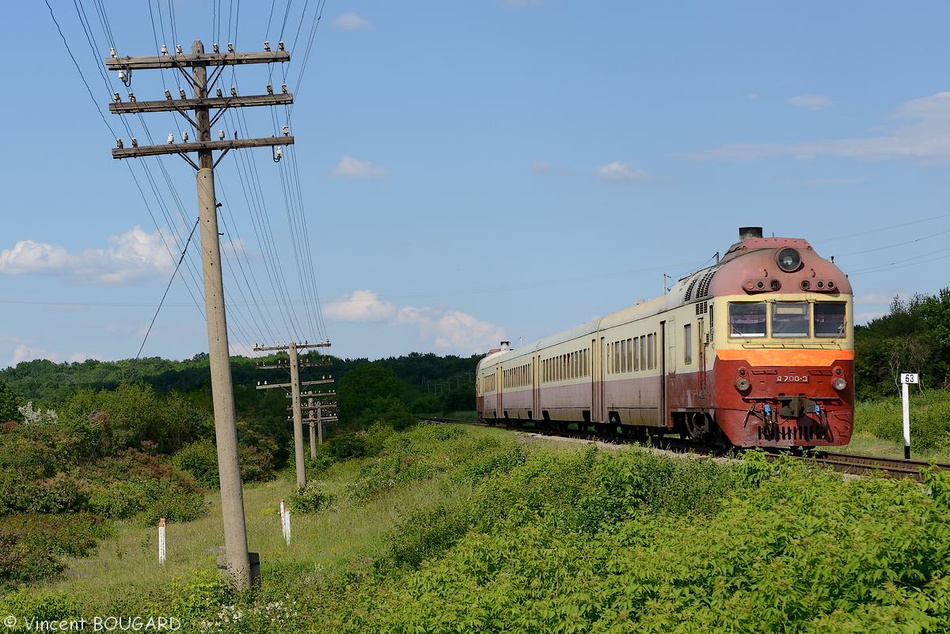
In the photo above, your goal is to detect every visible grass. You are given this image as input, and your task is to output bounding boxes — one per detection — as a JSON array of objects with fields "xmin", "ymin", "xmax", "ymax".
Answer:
[
  {"xmin": 10, "ymin": 397, "xmax": 950, "ymax": 618},
  {"xmin": 34, "ymin": 425, "xmax": 511, "ymax": 613}
]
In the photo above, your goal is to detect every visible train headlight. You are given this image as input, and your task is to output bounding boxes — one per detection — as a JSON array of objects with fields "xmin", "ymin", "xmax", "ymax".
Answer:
[
  {"xmin": 833, "ymin": 377, "xmax": 847, "ymax": 391},
  {"xmin": 736, "ymin": 378, "xmax": 751, "ymax": 391},
  {"xmin": 777, "ymin": 248, "xmax": 802, "ymax": 272}
]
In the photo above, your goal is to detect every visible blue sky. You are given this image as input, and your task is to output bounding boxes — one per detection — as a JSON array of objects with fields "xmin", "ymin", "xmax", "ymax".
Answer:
[{"xmin": 2, "ymin": 1, "xmax": 950, "ymax": 367}]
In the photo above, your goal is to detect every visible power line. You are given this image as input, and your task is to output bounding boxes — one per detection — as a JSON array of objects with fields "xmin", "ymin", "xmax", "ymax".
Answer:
[{"xmin": 136, "ymin": 218, "xmax": 200, "ymax": 359}]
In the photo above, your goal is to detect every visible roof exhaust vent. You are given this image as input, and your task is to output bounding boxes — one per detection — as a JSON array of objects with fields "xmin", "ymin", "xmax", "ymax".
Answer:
[{"xmin": 739, "ymin": 226, "xmax": 763, "ymax": 240}]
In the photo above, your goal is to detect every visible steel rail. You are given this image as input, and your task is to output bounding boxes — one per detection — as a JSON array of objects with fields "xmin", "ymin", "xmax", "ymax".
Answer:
[{"xmin": 420, "ymin": 417, "xmax": 950, "ymax": 481}]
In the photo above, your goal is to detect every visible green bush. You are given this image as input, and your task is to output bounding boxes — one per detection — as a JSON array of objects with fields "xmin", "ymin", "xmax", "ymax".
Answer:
[
  {"xmin": 857, "ymin": 391, "xmax": 950, "ymax": 453},
  {"xmin": 0, "ymin": 530, "xmax": 64, "ymax": 590},
  {"xmin": 0, "ymin": 514, "xmax": 113, "ymax": 591},
  {"xmin": 337, "ymin": 451, "xmax": 950, "ymax": 633},
  {"xmin": 458, "ymin": 441, "xmax": 527, "ymax": 484},
  {"xmin": 85, "ymin": 479, "xmax": 155, "ymax": 519},
  {"xmin": 0, "ymin": 590, "xmax": 82, "ymax": 631},
  {"xmin": 385, "ymin": 503, "xmax": 470, "ymax": 569},
  {"xmin": 0, "ymin": 475, "xmax": 87, "ymax": 516},
  {"xmin": 328, "ymin": 433, "xmax": 367, "ymax": 460},
  {"xmin": 305, "ymin": 449, "xmax": 335, "ymax": 474},
  {"xmin": 238, "ymin": 443, "xmax": 275, "ymax": 483},
  {"xmin": 141, "ymin": 475, "xmax": 208, "ymax": 525},
  {"xmin": 173, "ymin": 439, "xmax": 220, "ymax": 488},
  {"xmin": 289, "ymin": 481, "xmax": 335, "ymax": 514}
]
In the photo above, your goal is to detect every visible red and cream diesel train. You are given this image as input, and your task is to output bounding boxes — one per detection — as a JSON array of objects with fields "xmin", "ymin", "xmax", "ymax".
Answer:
[{"xmin": 476, "ymin": 227, "xmax": 854, "ymax": 448}]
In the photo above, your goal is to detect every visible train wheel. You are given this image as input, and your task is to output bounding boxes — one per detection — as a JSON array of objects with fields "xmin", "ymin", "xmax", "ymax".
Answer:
[{"xmin": 686, "ymin": 412, "xmax": 712, "ymax": 440}]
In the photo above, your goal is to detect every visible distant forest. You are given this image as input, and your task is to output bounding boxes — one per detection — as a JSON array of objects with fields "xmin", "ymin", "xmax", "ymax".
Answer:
[{"xmin": 0, "ymin": 351, "xmax": 478, "ymax": 424}]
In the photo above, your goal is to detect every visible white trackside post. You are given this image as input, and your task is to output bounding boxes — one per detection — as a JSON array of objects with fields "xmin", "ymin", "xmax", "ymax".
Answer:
[
  {"xmin": 280, "ymin": 499, "xmax": 287, "ymax": 543},
  {"xmin": 158, "ymin": 518, "xmax": 167, "ymax": 565},
  {"xmin": 280, "ymin": 499, "xmax": 291, "ymax": 545},
  {"xmin": 283, "ymin": 506, "xmax": 291, "ymax": 546},
  {"xmin": 900, "ymin": 373, "xmax": 918, "ymax": 460}
]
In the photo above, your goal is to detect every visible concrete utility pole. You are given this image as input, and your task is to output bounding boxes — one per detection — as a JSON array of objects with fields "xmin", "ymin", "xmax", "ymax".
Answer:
[
  {"xmin": 255, "ymin": 342, "xmax": 332, "ymax": 486},
  {"xmin": 105, "ymin": 41, "xmax": 294, "ymax": 590},
  {"xmin": 303, "ymin": 392, "xmax": 338, "ymax": 456}
]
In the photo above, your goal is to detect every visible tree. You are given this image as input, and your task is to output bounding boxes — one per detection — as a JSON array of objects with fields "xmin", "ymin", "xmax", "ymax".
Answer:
[
  {"xmin": 338, "ymin": 362, "xmax": 404, "ymax": 423},
  {"xmin": 0, "ymin": 381, "xmax": 20, "ymax": 424},
  {"xmin": 855, "ymin": 288, "xmax": 950, "ymax": 397}
]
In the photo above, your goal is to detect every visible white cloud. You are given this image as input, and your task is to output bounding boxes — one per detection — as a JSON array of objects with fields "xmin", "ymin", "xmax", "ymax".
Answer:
[
  {"xmin": 688, "ymin": 92, "xmax": 950, "ymax": 162},
  {"xmin": 0, "ymin": 227, "xmax": 174, "ymax": 283},
  {"xmin": 597, "ymin": 161, "xmax": 649, "ymax": 182},
  {"xmin": 787, "ymin": 93, "xmax": 832, "ymax": 110},
  {"xmin": 431, "ymin": 311, "xmax": 507, "ymax": 352},
  {"xmin": 331, "ymin": 155, "xmax": 390, "ymax": 180},
  {"xmin": 334, "ymin": 12, "xmax": 373, "ymax": 30},
  {"xmin": 854, "ymin": 291, "xmax": 907, "ymax": 305},
  {"xmin": 531, "ymin": 160, "xmax": 551, "ymax": 172},
  {"xmin": 222, "ymin": 238, "xmax": 245, "ymax": 258},
  {"xmin": 326, "ymin": 289, "xmax": 505, "ymax": 354},
  {"xmin": 324, "ymin": 290, "xmax": 398, "ymax": 322},
  {"xmin": 10, "ymin": 342, "xmax": 100, "ymax": 366}
]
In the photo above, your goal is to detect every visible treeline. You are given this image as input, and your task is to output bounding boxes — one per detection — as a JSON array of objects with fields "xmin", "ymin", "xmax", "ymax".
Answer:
[
  {"xmin": 854, "ymin": 288, "xmax": 950, "ymax": 399},
  {"xmin": 0, "ymin": 351, "xmax": 478, "ymax": 418}
]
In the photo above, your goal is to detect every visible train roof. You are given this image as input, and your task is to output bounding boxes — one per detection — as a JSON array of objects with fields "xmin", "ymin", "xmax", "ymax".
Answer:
[{"xmin": 477, "ymin": 228, "xmax": 850, "ymax": 370}]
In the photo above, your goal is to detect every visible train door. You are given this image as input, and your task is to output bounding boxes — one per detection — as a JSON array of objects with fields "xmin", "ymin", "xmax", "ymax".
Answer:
[
  {"xmin": 660, "ymin": 320, "xmax": 669, "ymax": 428},
  {"xmin": 697, "ymin": 317, "xmax": 708, "ymax": 399},
  {"xmin": 495, "ymin": 365, "xmax": 503, "ymax": 419},
  {"xmin": 592, "ymin": 337, "xmax": 605, "ymax": 423},
  {"xmin": 532, "ymin": 355, "xmax": 540, "ymax": 420}
]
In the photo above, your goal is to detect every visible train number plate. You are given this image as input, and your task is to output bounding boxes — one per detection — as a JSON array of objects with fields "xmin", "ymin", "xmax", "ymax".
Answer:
[{"xmin": 776, "ymin": 375, "xmax": 809, "ymax": 383}]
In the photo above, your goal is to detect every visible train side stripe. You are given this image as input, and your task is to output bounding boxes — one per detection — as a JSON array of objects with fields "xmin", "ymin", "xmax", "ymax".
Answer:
[{"xmin": 716, "ymin": 349, "xmax": 854, "ymax": 365}]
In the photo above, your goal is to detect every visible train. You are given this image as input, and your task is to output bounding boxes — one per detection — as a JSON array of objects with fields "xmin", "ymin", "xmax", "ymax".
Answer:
[{"xmin": 475, "ymin": 227, "xmax": 854, "ymax": 448}]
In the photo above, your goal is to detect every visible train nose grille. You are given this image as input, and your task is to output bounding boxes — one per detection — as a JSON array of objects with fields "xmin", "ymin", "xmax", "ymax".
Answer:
[{"xmin": 757, "ymin": 423, "xmax": 826, "ymax": 442}]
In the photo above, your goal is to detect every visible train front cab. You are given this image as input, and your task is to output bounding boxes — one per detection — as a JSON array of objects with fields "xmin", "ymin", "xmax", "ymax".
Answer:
[{"xmin": 711, "ymin": 294, "xmax": 854, "ymax": 447}]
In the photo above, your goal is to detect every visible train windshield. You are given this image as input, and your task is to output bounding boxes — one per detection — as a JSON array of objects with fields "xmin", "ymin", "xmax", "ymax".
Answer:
[
  {"xmin": 729, "ymin": 301, "xmax": 848, "ymax": 339},
  {"xmin": 815, "ymin": 302, "xmax": 847, "ymax": 337},
  {"xmin": 772, "ymin": 303, "xmax": 809, "ymax": 337},
  {"xmin": 729, "ymin": 303, "xmax": 766, "ymax": 337}
]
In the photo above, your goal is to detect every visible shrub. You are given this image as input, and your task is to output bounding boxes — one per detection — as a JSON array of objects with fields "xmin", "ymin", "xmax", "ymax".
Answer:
[
  {"xmin": 289, "ymin": 481, "xmax": 335, "ymax": 514},
  {"xmin": 238, "ymin": 443, "xmax": 275, "ymax": 483},
  {"xmin": 141, "ymin": 473, "xmax": 208, "ymax": 525},
  {"xmin": 328, "ymin": 433, "xmax": 367, "ymax": 460},
  {"xmin": 173, "ymin": 439, "xmax": 220, "ymax": 488},
  {"xmin": 385, "ymin": 504, "xmax": 470, "ymax": 569},
  {"xmin": 0, "ymin": 590, "xmax": 81, "ymax": 629},
  {"xmin": 0, "ymin": 475, "xmax": 87, "ymax": 516},
  {"xmin": 0, "ymin": 530, "xmax": 64, "ymax": 590},
  {"xmin": 305, "ymin": 449, "xmax": 335, "ymax": 474},
  {"xmin": 85, "ymin": 479, "xmax": 154, "ymax": 519}
]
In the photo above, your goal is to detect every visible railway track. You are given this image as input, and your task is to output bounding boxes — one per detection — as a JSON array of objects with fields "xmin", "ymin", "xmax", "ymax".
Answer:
[
  {"xmin": 420, "ymin": 417, "xmax": 950, "ymax": 481},
  {"xmin": 793, "ymin": 451, "xmax": 947, "ymax": 482}
]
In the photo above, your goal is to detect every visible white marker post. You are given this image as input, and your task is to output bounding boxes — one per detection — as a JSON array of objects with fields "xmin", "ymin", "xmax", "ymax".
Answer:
[
  {"xmin": 284, "ymin": 507, "xmax": 291, "ymax": 546},
  {"xmin": 280, "ymin": 500, "xmax": 291, "ymax": 546},
  {"xmin": 158, "ymin": 518, "xmax": 167, "ymax": 565},
  {"xmin": 900, "ymin": 373, "xmax": 918, "ymax": 460}
]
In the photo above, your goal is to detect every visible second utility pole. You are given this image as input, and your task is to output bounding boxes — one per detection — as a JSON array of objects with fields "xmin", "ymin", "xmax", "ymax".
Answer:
[{"xmin": 255, "ymin": 341, "xmax": 332, "ymax": 487}]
